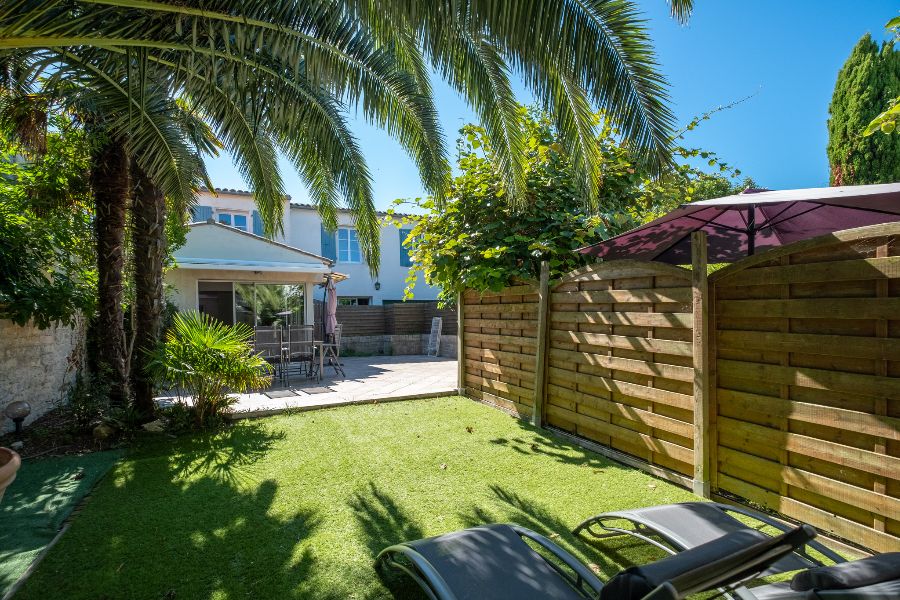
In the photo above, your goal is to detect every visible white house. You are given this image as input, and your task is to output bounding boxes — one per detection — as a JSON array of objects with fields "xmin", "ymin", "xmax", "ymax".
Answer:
[{"xmin": 164, "ymin": 188, "xmax": 439, "ymax": 326}]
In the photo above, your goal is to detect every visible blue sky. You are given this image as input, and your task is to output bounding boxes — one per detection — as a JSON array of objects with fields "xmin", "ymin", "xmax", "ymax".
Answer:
[{"xmin": 204, "ymin": 1, "xmax": 898, "ymax": 210}]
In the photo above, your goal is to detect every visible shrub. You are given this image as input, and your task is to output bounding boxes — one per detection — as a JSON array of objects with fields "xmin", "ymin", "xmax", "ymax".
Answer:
[
  {"xmin": 62, "ymin": 373, "xmax": 111, "ymax": 433},
  {"xmin": 148, "ymin": 311, "xmax": 272, "ymax": 428}
]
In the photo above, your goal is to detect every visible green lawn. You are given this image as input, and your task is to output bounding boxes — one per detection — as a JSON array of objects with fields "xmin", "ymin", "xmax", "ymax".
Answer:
[
  {"xmin": 16, "ymin": 396, "xmax": 699, "ymax": 599},
  {"xmin": 0, "ymin": 450, "xmax": 123, "ymax": 597}
]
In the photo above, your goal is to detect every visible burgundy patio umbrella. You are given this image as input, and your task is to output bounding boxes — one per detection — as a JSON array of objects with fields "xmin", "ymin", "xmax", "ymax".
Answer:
[{"xmin": 579, "ymin": 183, "xmax": 900, "ymax": 264}]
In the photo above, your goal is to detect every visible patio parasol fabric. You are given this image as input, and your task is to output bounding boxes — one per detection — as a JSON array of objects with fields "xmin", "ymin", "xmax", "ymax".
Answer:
[
  {"xmin": 578, "ymin": 183, "xmax": 900, "ymax": 264},
  {"xmin": 325, "ymin": 276, "xmax": 337, "ymax": 337}
]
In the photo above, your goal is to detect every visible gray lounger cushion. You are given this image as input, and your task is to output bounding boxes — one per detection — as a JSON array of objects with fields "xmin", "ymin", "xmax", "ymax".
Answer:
[
  {"xmin": 791, "ymin": 552, "xmax": 900, "ymax": 591},
  {"xmin": 404, "ymin": 524, "xmax": 588, "ymax": 600}
]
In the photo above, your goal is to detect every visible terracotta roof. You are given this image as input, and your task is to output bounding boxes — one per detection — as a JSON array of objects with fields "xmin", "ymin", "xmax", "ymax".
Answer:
[
  {"xmin": 199, "ymin": 187, "xmax": 412, "ymax": 218},
  {"xmin": 199, "ymin": 187, "xmax": 292, "ymax": 201},
  {"xmin": 289, "ymin": 202, "xmax": 414, "ymax": 218}
]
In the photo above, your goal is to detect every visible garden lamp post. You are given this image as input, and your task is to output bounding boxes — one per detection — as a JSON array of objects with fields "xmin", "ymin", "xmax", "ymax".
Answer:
[{"xmin": 4, "ymin": 401, "xmax": 31, "ymax": 435}]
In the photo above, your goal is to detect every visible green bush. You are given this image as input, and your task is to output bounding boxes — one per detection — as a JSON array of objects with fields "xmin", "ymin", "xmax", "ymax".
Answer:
[
  {"xmin": 0, "ymin": 115, "xmax": 96, "ymax": 328},
  {"xmin": 62, "ymin": 373, "xmax": 111, "ymax": 433},
  {"xmin": 388, "ymin": 107, "xmax": 753, "ymax": 304},
  {"xmin": 148, "ymin": 311, "xmax": 272, "ymax": 428}
]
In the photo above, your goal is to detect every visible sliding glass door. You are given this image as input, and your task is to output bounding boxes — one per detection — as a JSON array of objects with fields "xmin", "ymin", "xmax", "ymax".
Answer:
[{"xmin": 233, "ymin": 283, "xmax": 305, "ymax": 327}]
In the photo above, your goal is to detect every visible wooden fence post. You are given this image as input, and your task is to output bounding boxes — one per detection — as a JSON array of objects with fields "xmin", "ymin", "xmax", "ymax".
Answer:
[
  {"xmin": 532, "ymin": 261, "xmax": 551, "ymax": 427},
  {"xmin": 457, "ymin": 290, "xmax": 466, "ymax": 396},
  {"xmin": 691, "ymin": 231, "xmax": 711, "ymax": 498}
]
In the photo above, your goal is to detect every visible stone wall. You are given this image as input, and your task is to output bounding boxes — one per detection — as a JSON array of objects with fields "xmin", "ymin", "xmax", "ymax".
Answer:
[
  {"xmin": 340, "ymin": 334, "xmax": 457, "ymax": 359},
  {"xmin": 0, "ymin": 317, "xmax": 85, "ymax": 434}
]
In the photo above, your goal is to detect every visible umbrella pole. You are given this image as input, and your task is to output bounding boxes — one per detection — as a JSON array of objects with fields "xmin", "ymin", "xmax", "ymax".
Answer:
[{"xmin": 747, "ymin": 205, "xmax": 756, "ymax": 256}]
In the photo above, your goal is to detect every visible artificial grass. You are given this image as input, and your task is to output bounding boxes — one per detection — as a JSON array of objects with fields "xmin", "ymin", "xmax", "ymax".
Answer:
[
  {"xmin": 16, "ymin": 397, "xmax": 699, "ymax": 599},
  {"xmin": 0, "ymin": 450, "xmax": 123, "ymax": 597}
]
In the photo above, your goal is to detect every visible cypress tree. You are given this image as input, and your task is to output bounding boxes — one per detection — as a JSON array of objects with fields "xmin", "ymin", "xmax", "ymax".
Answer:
[{"xmin": 827, "ymin": 34, "xmax": 900, "ymax": 185}]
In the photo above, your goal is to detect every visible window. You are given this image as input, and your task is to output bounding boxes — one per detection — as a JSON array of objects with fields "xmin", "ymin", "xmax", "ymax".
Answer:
[
  {"xmin": 337, "ymin": 227, "xmax": 361, "ymax": 263},
  {"xmin": 399, "ymin": 228, "xmax": 414, "ymax": 267},
  {"xmin": 217, "ymin": 211, "xmax": 249, "ymax": 231},
  {"xmin": 338, "ymin": 297, "xmax": 370, "ymax": 306}
]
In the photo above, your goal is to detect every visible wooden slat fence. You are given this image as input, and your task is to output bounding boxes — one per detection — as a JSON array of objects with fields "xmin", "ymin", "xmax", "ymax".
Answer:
[
  {"xmin": 331, "ymin": 302, "xmax": 458, "ymax": 337},
  {"xmin": 545, "ymin": 261, "xmax": 695, "ymax": 478},
  {"xmin": 459, "ymin": 222, "xmax": 900, "ymax": 552},
  {"xmin": 462, "ymin": 284, "xmax": 539, "ymax": 417},
  {"xmin": 335, "ymin": 305, "xmax": 385, "ymax": 336},
  {"xmin": 710, "ymin": 223, "xmax": 900, "ymax": 553},
  {"xmin": 385, "ymin": 303, "xmax": 424, "ymax": 334}
]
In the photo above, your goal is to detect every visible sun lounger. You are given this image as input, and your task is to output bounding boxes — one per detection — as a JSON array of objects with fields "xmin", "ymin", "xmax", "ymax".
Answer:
[
  {"xmin": 574, "ymin": 501, "xmax": 900, "ymax": 600},
  {"xmin": 572, "ymin": 501, "xmax": 844, "ymax": 576},
  {"xmin": 376, "ymin": 521, "xmax": 816, "ymax": 600}
]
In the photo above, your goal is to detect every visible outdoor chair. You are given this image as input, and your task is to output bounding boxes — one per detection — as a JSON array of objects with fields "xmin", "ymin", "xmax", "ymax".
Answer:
[
  {"xmin": 286, "ymin": 325, "xmax": 315, "ymax": 380},
  {"xmin": 253, "ymin": 326, "xmax": 284, "ymax": 383},
  {"xmin": 573, "ymin": 502, "xmax": 900, "ymax": 599},
  {"xmin": 376, "ymin": 521, "xmax": 817, "ymax": 600}
]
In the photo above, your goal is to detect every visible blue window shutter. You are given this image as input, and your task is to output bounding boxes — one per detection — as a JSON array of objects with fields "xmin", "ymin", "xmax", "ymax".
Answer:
[
  {"xmin": 320, "ymin": 224, "xmax": 336, "ymax": 260},
  {"xmin": 399, "ymin": 228, "xmax": 413, "ymax": 267},
  {"xmin": 193, "ymin": 205, "xmax": 213, "ymax": 222},
  {"xmin": 252, "ymin": 210, "xmax": 264, "ymax": 236}
]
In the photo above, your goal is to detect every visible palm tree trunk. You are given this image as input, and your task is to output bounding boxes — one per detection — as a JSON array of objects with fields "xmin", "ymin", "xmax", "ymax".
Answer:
[
  {"xmin": 91, "ymin": 135, "xmax": 130, "ymax": 405},
  {"xmin": 131, "ymin": 166, "xmax": 166, "ymax": 416}
]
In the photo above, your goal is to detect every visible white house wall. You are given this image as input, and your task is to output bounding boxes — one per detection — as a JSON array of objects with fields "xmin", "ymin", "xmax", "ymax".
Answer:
[
  {"xmin": 288, "ymin": 206, "xmax": 440, "ymax": 304},
  {"xmin": 195, "ymin": 191, "xmax": 291, "ymax": 243}
]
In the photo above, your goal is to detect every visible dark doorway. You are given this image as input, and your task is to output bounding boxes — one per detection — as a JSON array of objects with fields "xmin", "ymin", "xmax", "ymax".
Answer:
[{"xmin": 198, "ymin": 281, "xmax": 233, "ymax": 324}]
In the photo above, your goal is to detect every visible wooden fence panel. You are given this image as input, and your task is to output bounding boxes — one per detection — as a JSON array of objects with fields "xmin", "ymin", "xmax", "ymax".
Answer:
[
  {"xmin": 711, "ymin": 223, "xmax": 900, "ymax": 552},
  {"xmin": 462, "ymin": 285, "xmax": 539, "ymax": 418},
  {"xmin": 385, "ymin": 302, "xmax": 428, "ymax": 334},
  {"xmin": 335, "ymin": 305, "xmax": 385, "ymax": 336},
  {"xmin": 459, "ymin": 223, "xmax": 900, "ymax": 552},
  {"xmin": 333, "ymin": 302, "xmax": 457, "ymax": 337},
  {"xmin": 544, "ymin": 261, "xmax": 695, "ymax": 477}
]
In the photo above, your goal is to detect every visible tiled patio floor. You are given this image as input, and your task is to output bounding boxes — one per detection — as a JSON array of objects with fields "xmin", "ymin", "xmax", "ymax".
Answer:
[{"xmin": 226, "ymin": 355, "xmax": 458, "ymax": 418}]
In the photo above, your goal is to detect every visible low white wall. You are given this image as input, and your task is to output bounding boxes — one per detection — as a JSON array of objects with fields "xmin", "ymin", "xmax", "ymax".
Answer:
[{"xmin": 0, "ymin": 317, "xmax": 86, "ymax": 434}]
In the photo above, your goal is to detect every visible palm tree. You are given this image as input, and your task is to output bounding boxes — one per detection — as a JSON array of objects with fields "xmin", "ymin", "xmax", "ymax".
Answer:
[{"xmin": 1, "ymin": 50, "xmax": 214, "ymax": 406}]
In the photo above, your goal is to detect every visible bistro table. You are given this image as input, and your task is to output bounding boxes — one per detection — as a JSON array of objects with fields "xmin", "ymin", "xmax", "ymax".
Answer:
[{"xmin": 313, "ymin": 339, "xmax": 345, "ymax": 382}]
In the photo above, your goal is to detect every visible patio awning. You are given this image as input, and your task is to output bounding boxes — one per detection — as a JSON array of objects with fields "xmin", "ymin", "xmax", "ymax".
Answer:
[
  {"xmin": 173, "ymin": 220, "xmax": 347, "ymax": 281},
  {"xmin": 177, "ymin": 258, "xmax": 330, "ymax": 272},
  {"xmin": 578, "ymin": 183, "xmax": 900, "ymax": 264}
]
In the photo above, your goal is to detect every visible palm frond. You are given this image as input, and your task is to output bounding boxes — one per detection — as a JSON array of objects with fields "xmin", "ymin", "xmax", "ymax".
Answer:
[
  {"xmin": 667, "ymin": 0, "xmax": 693, "ymax": 25},
  {"xmin": 1, "ymin": 0, "xmax": 684, "ymax": 271}
]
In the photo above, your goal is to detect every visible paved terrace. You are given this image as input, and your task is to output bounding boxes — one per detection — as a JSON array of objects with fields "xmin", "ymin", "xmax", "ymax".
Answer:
[{"xmin": 224, "ymin": 355, "xmax": 458, "ymax": 418}]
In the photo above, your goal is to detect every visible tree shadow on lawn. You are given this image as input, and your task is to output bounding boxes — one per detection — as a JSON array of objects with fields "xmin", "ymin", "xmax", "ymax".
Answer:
[
  {"xmin": 15, "ymin": 422, "xmax": 346, "ymax": 600},
  {"xmin": 165, "ymin": 421, "xmax": 287, "ymax": 487},
  {"xmin": 458, "ymin": 484, "xmax": 671, "ymax": 582},
  {"xmin": 488, "ymin": 426, "xmax": 614, "ymax": 472},
  {"xmin": 349, "ymin": 482, "xmax": 430, "ymax": 600}
]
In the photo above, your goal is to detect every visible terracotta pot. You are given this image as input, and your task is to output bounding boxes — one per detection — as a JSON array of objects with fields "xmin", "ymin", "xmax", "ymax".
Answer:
[{"xmin": 0, "ymin": 447, "xmax": 21, "ymax": 504}]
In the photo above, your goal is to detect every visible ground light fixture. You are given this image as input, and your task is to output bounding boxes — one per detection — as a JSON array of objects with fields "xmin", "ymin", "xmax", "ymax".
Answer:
[{"xmin": 3, "ymin": 400, "xmax": 31, "ymax": 435}]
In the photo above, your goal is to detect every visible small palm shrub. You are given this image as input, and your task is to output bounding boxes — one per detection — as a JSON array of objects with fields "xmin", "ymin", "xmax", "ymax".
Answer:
[{"xmin": 148, "ymin": 311, "xmax": 272, "ymax": 428}]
